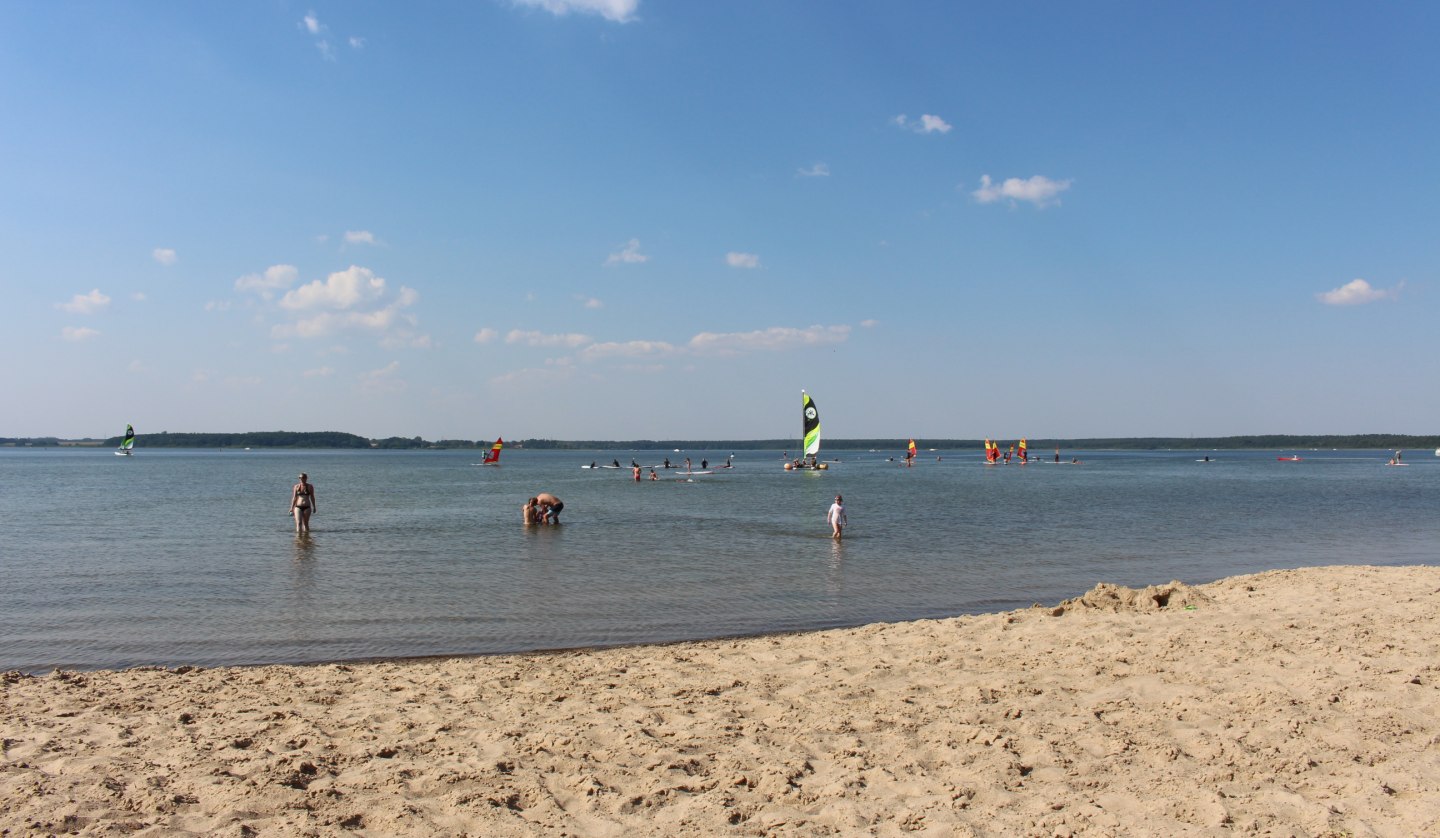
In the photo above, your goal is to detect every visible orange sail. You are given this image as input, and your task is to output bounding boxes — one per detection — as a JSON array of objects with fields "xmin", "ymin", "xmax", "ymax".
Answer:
[
  {"xmin": 1018, "ymin": 438, "xmax": 1028, "ymax": 463},
  {"xmin": 482, "ymin": 437, "xmax": 503, "ymax": 464}
]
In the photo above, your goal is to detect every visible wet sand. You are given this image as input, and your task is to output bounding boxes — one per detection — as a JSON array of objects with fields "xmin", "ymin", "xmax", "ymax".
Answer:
[{"xmin": 4, "ymin": 564, "xmax": 1438, "ymax": 836}]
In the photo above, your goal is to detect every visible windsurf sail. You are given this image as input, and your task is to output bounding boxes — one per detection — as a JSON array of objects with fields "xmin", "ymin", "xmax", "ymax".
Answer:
[
  {"xmin": 908, "ymin": 439, "xmax": 917, "ymax": 460},
  {"xmin": 1018, "ymin": 438, "xmax": 1028, "ymax": 463},
  {"xmin": 985, "ymin": 439, "xmax": 999, "ymax": 463},
  {"xmin": 482, "ymin": 437, "xmax": 503, "ymax": 464},
  {"xmin": 120, "ymin": 424, "xmax": 135, "ymax": 453},
  {"xmin": 802, "ymin": 390, "xmax": 821, "ymax": 458}
]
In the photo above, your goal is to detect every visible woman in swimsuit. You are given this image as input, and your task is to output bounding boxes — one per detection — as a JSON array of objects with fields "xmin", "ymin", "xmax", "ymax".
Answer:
[{"xmin": 289, "ymin": 473, "xmax": 317, "ymax": 533}]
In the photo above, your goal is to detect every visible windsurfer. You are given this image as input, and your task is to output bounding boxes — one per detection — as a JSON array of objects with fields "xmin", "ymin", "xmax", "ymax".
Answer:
[{"xmin": 289, "ymin": 473, "xmax": 316, "ymax": 534}]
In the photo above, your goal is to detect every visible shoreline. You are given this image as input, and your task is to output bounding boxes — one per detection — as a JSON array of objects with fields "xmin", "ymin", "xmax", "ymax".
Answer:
[{"xmin": 4, "ymin": 564, "xmax": 1438, "ymax": 835}]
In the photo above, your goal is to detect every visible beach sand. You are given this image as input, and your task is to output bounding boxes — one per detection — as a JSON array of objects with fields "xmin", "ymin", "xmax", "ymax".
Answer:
[{"xmin": 4, "ymin": 564, "xmax": 1439, "ymax": 836}]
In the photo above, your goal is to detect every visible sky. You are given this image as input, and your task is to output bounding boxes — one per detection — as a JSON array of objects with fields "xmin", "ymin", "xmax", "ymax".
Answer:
[{"xmin": 3, "ymin": 1, "xmax": 1437, "ymax": 441}]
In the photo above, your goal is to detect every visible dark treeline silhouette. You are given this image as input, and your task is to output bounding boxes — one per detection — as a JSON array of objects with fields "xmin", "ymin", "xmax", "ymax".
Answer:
[{"xmin": 5, "ymin": 433, "xmax": 1436, "ymax": 451}]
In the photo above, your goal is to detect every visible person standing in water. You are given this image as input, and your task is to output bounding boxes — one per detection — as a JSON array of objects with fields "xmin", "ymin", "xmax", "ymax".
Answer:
[
  {"xmin": 522, "ymin": 497, "xmax": 540, "ymax": 525},
  {"xmin": 536, "ymin": 492, "xmax": 563, "ymax": 524},
  {"xmin": 289, "ymin": 473, "xmax": 317, "ymax": 533},
  {"xmin": 826, "ymin": 494, "xmax": 847, "ymax": 540}
]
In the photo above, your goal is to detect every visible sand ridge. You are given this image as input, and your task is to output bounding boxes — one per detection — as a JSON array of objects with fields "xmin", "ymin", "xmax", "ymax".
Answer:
[{"xmin": 3, "ymin": 564, "xmax": 1439, "ymax": 836}]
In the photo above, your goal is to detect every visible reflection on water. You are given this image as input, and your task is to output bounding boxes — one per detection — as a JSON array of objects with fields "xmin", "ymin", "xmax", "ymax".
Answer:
[{"xmin": 0, "ymin": 447, "xmax": 1435, "ymax": 671}]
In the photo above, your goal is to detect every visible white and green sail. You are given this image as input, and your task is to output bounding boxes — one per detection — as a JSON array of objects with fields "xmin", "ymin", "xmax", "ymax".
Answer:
[
  {"xmin": 120, "ymin": 424, "xmax": 135, "ymax": 452},
  {"xmin": 802, "ymin": 390, "xmax": 821, "ymax": 458}
]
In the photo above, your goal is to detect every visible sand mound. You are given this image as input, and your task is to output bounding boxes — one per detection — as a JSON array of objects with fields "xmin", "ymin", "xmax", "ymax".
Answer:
[{"xmin": 1046, "ymin": 579, "xmax": 1212, "ymax": 615}]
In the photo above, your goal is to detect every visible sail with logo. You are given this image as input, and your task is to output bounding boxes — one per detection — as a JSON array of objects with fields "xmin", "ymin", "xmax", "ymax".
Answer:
[{"xmin": 115, "ymin": 424, "xmax": 135, "ymax": 456}]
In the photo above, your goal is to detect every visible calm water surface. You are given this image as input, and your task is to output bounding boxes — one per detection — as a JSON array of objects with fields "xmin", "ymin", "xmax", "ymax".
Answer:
[{"xmin": 1, "ymin": 447, "xmax": 1435, "ymax": 672}]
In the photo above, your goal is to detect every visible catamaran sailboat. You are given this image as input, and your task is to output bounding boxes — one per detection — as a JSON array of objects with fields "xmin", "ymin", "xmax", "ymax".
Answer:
[
  {"xmin": 114, "ymin": 424, "xmax": 135, "ymax": 456},
  {"xmin": 785, "ymin": 390, "xmax": 828, "ymax": 470}
]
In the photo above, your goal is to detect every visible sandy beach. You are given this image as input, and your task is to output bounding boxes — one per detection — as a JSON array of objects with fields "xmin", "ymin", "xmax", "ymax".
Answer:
[{"xmin": 3, "ymin": 564, "xmax": 1438, "ymax": 836}]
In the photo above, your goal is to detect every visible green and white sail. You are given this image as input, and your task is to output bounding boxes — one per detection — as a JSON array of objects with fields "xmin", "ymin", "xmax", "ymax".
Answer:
[
  {"xmin": 802, "ymin": 390, "xmax": 821, "ymax": 457},
  {"xmin": 120, "ymin": 423, "xmax": 135, "ymax": 452}
]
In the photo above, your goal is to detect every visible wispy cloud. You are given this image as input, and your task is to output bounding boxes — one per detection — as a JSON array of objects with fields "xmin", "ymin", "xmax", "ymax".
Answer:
[
  {"xmin": 577, "ymin": 295, "xmax": 604, "ymax": 309},
  {"xmin": 349, "ymin": 36, "xmax": 366, "ymax": 49},
  {"xmin": 152, "ymin": 247, "xmax": 177, "ymax": 266},
  {"xmin": 893, "ymin": 113, "xmax": 952, "ymax": 134},
  {"xmin": 474, "ymin": 328, "xmax": 499, "ymax": 344},
  {"xmin": 234, "ymin": 264, "xmax": 299, "ymax": 300},
  {"xmin": 57, "ymin": 289, "xmax": 111, "ymax": 314},
  {"xmin": 689, "ymin": 324, "xmax": 851, "ymax": 355},
  {"xmin": 359, "ymin": 361, "xmax": 405, "ymax": 394},
  {"xmin": 344, "ymin": 230, "xmax": 378, "ymax": 245},
  {"xmin": 797, "ymin": 162, "xmax": 830, "ymax": 177},
  {"xmin": 1317, "ymin": 278, "xmax": 1402, "ymax": 306},
  {"xmin": 726, "ymin": 252, "xmax": 760, "ymax": 269},
  {"xmin": 60, "ymin": 326, "xmax": 100, "ymax": 341},
  {"xmin": 604, "ymin": 238, "xmax": 648, "ymax": 266},
  {"xmin": 303, "ymin": 367, "xmax": 334, "ymax": 378},
  {"xmin": 505, "ymin": 329, "xmax": 592, "ymax": 348},
  {"xmin": 301, "ymin": 12, "xmax": 322, "ymax": 35},
  {"xmin": 513, "ymin": 0, "xmax": 639, "ymax": 23},
  {"xmin": 579, "ymin": 340, "xmax": 676, "ymax": 361},
  {"xmin": 972, "ymin": 174, "xmax": 1072, "ymax": 208}
]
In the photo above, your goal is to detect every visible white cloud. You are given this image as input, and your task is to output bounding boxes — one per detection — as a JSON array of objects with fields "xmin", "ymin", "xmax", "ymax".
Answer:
[
  {"xmin": 972, "ymin": 174, "xmax": 1073, "ymax": 207},
  {"xmin": 344, "ymin": 230, "xmax": 378, "ymax": 245},
  {"xmin": 893, "ymin": 113, "xmax": 952, "ymax": 134},
  {"xmin": 152, "ymin": 247, "xmax": 177, "ymax": 266},
  {"xmin": 579, "ymin": 340, "xmax": 676, "ymax": 361},
  {"xmin": 57, "ymin": 289, "xmax": 111, "ymax": 314},
  {"xmin": 280, "ymin": 265, "xmax": 385, "ymax": 310},
  {"xmin": 204, "ymin": 300, "xmax": 231, "ymax": 312},
  {"xmin": 505, "ymin": 329, "xmax": 592, "ymax": 348},
  {"xmin": 605, "ymin": 238, "xmax": 648, "ymax": 266},
  {"xmin": 474, "ymin": 328, "xmax": 499, "ymax": 344},
  {"xmin": 860, "ymin": 319, "xmax": 878, "ymax": 328},
  {"xmin": 513, "ymin": 0, "xmax": 639, "ymax": 23},
  {"xmin": 303, "ymin": 366, "xmax": 335, "ymax": 378},
  {"xmin": 60, "ymin": 326, "xmax": 100, "ymax": 341},
  {"xmin": 688, "ymin": 324, "xmax": 851, "ymax": 355},
  {"xmin": 132, "ymin": 292, "xmax": 147, "ymax": 302},
  {"xmin": 579, "ymin": 296, "xmax": 604, "ymax": 309},
  {"xmin": 301, "ymin": 13, "xmax": 323, "ymax": 34},
  {"xmin": 798, "ymin": 162, "xmax": 830, "ymax": 177},
  {"xmin": 234, "ymin": 264, "xmax": 299, "ymax": 299},
  {"xmin": 1317, "ymin": 278, "xmax": 1402, "ymax": 306},
  {"xmin": 349, "ymin": 36, "xmax": 366, "ymax": 49},
  {"xmin": 726, "ymin": 252, "xmax": 760, "ymax": 269}
]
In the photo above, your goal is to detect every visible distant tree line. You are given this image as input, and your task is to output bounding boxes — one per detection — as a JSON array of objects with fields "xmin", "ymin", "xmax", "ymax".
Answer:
[{"xmin": 5, "ymin": 433, "xmax": 1435, "ymax": 451}]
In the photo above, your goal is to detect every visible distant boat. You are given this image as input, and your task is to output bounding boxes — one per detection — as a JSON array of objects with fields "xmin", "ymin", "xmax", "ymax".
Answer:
[
  {"xmin": 479, "ymin": 437, "xmax": 503, "ymax": 465},
  {"xmin": 114, "ymin": 423, "xmax": 134, "ymax": 456},
  {"xmin": 1277, "ymin": 455, "xmax": 1302, "ymax": 462},
  {"xmin": 785, "ymin": 390, "xmax": 827, "ymax": 470}
]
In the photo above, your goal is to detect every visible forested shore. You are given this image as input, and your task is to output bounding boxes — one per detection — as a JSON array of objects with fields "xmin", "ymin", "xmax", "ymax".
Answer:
[{"xmin": 3, "ymin": 432, "xmax": 1436, "ymax": 451}]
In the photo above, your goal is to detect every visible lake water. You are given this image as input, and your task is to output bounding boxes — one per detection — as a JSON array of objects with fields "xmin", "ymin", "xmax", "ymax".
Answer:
[{"xmin": 1, "ymin": 446, "xmax": 1435, "ymax": 672}]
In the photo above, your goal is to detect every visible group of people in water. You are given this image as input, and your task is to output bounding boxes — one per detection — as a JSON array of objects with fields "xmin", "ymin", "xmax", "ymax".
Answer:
[{"xmin": 522, "ymin": 493, "xmax": 564, "ymax": 525}]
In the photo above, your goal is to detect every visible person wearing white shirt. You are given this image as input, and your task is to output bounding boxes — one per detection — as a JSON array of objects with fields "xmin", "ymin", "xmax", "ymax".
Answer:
[{"xmin": 826, "ymin": 494, "xmax": 847, "ymax": 540}]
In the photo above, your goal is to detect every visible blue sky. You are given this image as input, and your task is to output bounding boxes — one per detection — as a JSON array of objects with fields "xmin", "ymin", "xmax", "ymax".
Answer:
[{"xmin": 3, "ymin": 1, "xmax": 1436, "ymax": 440}]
